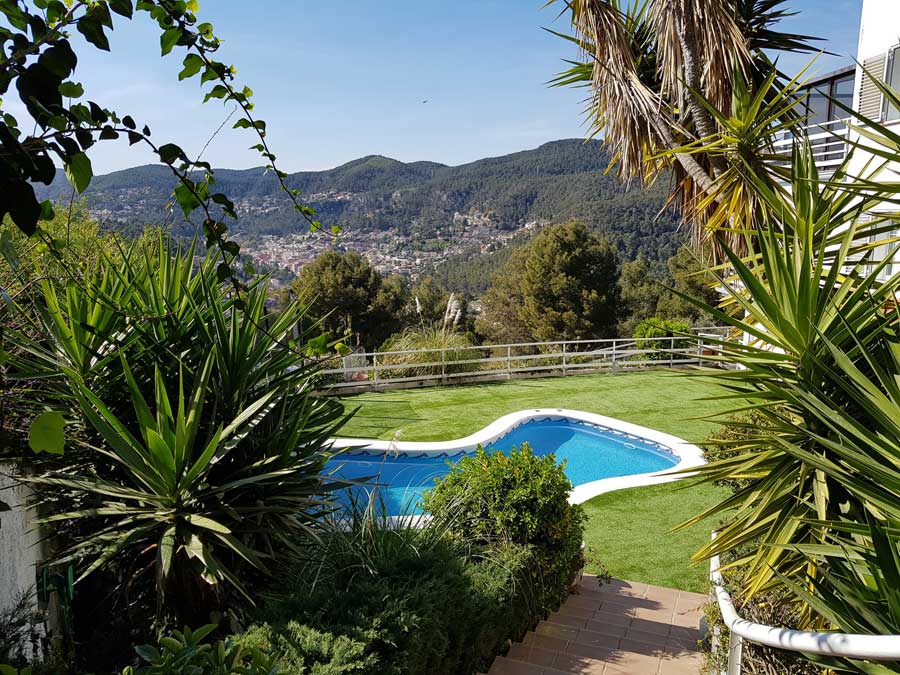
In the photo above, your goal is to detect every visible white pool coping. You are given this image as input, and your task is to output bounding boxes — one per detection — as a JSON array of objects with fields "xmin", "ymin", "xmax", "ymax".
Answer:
[{"xmin": 329, "ymin": 408, "xmax": 705, "ymax": 504}]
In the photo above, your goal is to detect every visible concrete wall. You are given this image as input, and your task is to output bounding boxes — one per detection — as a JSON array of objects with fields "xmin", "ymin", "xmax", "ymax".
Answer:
[
  {"xmin": 0, "ymin": 462, "xmax": 44, "ymax": 658},
  {"xmin": 849, "ymin": 0, "xmax": 900, "ymax": 196}
]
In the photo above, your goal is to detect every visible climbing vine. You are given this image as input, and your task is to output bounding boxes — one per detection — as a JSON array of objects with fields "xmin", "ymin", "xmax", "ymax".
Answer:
[{"xmin": 0, "ymin": 0, "xmax": 328, "ymax": 301}]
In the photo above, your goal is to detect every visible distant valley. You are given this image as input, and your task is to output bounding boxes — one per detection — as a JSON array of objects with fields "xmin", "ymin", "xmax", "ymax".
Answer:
[{"xmin": 34, "ymin": 139, "xmax": 683, "ymax": 284}]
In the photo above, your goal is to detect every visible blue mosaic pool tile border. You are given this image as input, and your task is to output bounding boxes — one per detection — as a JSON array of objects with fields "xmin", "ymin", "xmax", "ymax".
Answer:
[{"xmin": 336, "ymin": 415, "xmax": 678, "ymax": 461}]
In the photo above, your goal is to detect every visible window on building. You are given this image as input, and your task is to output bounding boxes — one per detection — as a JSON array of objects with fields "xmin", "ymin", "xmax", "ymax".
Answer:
[
  {"xmin": 801, "ymin": 72, "xmax": 854, "ymax": 127},
  {"xmin": 831, "ymin": 73, "xmax": 854, "ymax": 116},
  {"xmin": 807, "ymin": 89, "xmax": 829, "ymax": 125},
  {"xmin": 883, "ymin": 46, "xmax": 900, "ymax": 122}
]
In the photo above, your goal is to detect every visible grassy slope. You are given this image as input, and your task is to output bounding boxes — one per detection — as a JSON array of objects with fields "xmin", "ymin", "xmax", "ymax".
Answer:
[{"xmin": 337, "ymin": 370, "xmax": 733, "ymax": 593}]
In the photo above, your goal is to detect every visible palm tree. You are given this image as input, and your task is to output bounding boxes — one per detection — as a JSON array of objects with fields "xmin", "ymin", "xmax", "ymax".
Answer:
[{"xmin": 549, "ymin": 0, "xmax": 821, "ymax": 250}]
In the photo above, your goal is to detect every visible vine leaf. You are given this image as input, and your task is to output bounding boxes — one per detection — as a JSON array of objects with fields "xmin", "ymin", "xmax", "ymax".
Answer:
[
  {"xmin": 58, "ymin": 81, "xmax": 84, "ymax": 99},
  {"xmin": 108, "ymin": 0, "xmax": 134, "ymax": 18},
  {"xmin": 29, "ymin": 411, "xmax": 66, "ymax": 455},
  {"xmin": 160, "ymin": 27, "xmax": 181, "ymax": 56},
  {"xmin": 77, "ymin": 13, "xmax": 110, "ymax": 51},
  {"xmin": 174, "ymin": 182, "xmax": 202, "ymax": 217},
  {"xmin": 179, "ymin": 54, "xmax": 204, "ymax": 81},
  {"xmin": 64, "ymin": 153, "xmax": 93, "ymax": 193},
  {"xmin": 158, "ymin": 143, "xmax": 185, "ymax": 165},
  {"xmin": 0, "ymin": 180, "xmax": 41, "ymax": 235}
]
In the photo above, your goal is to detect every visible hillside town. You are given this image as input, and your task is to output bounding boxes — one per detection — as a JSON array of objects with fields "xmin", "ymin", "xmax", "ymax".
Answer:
[{"xmin": 237, "ymin": 215, "xmax": 544, "ymax": 278}]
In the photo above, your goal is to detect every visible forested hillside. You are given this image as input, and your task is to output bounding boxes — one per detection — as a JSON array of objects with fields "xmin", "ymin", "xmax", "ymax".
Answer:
[{"xmin": 34, "ymin": 139, "xmax": 683, "ymax": 262}]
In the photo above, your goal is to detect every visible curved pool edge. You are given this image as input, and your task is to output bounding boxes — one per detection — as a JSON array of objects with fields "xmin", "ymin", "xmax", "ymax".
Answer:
[{"xmin": 329, "ymin": 408, "xmax": 706, "ymax": 505}]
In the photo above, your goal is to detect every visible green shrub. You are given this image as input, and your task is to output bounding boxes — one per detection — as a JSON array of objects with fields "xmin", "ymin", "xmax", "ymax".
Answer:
[
  {"xmin": 235, "ymin": 493, "xmax": 568, "ymax": 675},
  {"xmin": 123, "ymin": 625, "xmax": 277, "ymax": 675},
  {"xmin": 632, "ymin": 317, "xmax": 691, "ymax": 360},
  {"xmin": 242, "ymin": 543, "xmax": 544, "ymax": 675},
  {"xmin": 232, "ymin": 623, "xmax": 375, "ymax": 675},
  {"xmin": 422, "ymin": 443, "xmax": 586, "ymax": 610},
  {"xmin": 378, "ymin": 327, "xmax": 481, "ymax": 378}
]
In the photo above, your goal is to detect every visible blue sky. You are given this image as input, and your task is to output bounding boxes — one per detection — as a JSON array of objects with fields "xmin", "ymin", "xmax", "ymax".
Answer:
[{"xmin": 46, "ymin": 0, "xmax": 863, "ymax": 175}]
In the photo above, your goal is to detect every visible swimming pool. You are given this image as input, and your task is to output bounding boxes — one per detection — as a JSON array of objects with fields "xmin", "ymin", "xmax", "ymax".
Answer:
[{"xmin": 325, "ymin": 409, "xmax": 704, "ymax": 515}]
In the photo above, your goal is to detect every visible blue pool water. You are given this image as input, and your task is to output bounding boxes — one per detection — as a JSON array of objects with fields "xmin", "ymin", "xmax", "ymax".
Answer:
[{"xmin": 325, "ymin": 418, "xmax": 678, "ymax": 515}]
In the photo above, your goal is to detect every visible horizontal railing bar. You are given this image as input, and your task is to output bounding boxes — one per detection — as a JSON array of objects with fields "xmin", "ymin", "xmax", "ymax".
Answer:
[
  {"xmin": 337, "ymin": 329, "xmax": 723, "ymax": 360},
  {"xmin": 710, "ymin": 548, "xmax": 900, "ymax": 662},
  {"xmin": 317, "ymin": 332, "xmax": 726, "ymax": 390}
]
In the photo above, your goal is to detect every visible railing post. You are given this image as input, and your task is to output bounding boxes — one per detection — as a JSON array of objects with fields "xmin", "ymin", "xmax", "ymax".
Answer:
[
  {"xmin": 562, "ymin": 341, "xmax": 568, "ymax": 376},
  {"xmin": 441, "ymin": 347, "xmax": 446, "ymax": 384},
  {"xmin": 373, "ymin": 353, "xmax": 378, "ymax": 386},
  {"xmin": 506, "ymin": 346, "xmax": 511, "ymax": 379},
  {"xmin": 697, "ymin": 337, "xmax": 703, "ymax": 367},
  {"xmin": 611, "ymin": 339, "xmax": 617, "ymax": 372},
  {"xmin": 727, "ymin": 633, "xmax": 743, "ymax": 675},
  {"xmin": 669, "ymin": 336, "xmax": 674, "ymax": 368}
]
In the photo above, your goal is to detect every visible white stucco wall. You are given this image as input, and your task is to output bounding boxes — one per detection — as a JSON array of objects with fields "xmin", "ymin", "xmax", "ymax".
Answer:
[
  {"xmin": 855, "ymin": 0, "xmax": 900, "ymax": 65},
  {"xmin": 848, "ymin": 0, "xmax": 900, "ymax": 199},
  {"xmin": 0, "ymin": 463, "xmax": 43, "ymax": 641}
]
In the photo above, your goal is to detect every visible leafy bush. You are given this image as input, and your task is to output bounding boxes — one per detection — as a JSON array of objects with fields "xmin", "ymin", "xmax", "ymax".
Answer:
[
  {"xmin": 378, "ymin": 327, "xmax": 481, "ymax": 378},
  {"xmin": 632, "ymin": 317, "xmax": 691, "ymax": 360},
  {"xmin": 123, "ymin": 625, "xmax": 277, "ymax": 675},
  {"xmin": 233, "ymin": 493, "xmax": 567, "ymax": 675},
  {"xmin": 422, "ymin": 443, "xmax": 586, "ymax": 610}
]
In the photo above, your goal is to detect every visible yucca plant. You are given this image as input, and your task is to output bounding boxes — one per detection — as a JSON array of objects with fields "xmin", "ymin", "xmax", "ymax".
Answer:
[
  {"xmin": 31, "ymin": 352, "xmax": 316, "ymax": 624},
  {"xmin": 6, "ymin": 236, "xmax": 350, "ymax": 628},
  {"xmin": 760, "ymin": 315, "xmax": 900, "ymax": 673},
  {"xmin": 672, "ymin": 141, "xmax": 900, "ymax": 629}
]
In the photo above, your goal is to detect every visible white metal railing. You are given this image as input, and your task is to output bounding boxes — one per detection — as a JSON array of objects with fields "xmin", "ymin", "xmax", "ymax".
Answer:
[
  {"xmin": 709, "ymin": 548, "xmax": 900, "ymax": 674},
  {"xmin": 772, "ymin": 118, "xmax": 850, "ymax": 171},
  {"xmin": 318, "ymin": 327, "xmax": 730, "ymax": 392}
]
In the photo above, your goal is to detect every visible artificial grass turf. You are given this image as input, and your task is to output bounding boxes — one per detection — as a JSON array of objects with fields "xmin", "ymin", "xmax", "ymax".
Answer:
[
  {"xmin": 581, "ymin": 480, "xmax": 728, "ymax": 593},
  {"xmin": 337, "ymin": 369, "xmax": 730, "ymax": 445},
  {"xmin": 337, "ymin": 369, "xmax": 735, "ymax": 592}
]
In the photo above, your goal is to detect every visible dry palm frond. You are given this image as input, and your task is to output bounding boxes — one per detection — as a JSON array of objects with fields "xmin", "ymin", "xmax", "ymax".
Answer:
[
  {"xmin": 650, "ymin": 0, "xmax": 749, "ymax": 123},
  {"xmin": 566, "ymin": 0, "xmax": 670, "ymax": 182},
  {"xmin": 550, "ymin": 0, "xmax": 824, "ymax": 257}
]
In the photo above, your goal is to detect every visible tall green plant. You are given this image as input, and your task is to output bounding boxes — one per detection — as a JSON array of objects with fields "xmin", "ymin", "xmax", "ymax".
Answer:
[
  {"xmin": 673, "ymin": 142, "xmax": 900, "ymax": 631},
  {"xmin": 7, "ymin": 238, "xmax": 349, "ymax": 627}
]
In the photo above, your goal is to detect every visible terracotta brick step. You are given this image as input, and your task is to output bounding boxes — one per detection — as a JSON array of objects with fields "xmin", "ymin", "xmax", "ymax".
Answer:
[
  {"xmin": 486, "ymin": 578, "xmax": 706, "ymax": 675},
  {"xmin": 492, "ymin": 634, "xmax": 703, "ymax": 674}
]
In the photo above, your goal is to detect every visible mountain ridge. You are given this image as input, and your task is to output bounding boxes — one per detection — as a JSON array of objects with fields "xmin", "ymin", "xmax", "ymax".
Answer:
[{"xmin": 34, "ymin": 139, "xmax": 684, "ymax": 262}]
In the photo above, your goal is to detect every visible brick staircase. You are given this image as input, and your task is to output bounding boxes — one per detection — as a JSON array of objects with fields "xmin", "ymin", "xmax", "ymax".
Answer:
[{"xmin": 486, "ymin": 575, "xmax": 706, "ymax": 675}]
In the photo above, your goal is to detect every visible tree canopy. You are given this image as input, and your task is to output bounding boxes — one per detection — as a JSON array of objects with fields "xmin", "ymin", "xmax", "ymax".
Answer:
[
  {"xmin": 617, "ymin": 245, "xmax": 720, "ymax": 335},
  {"xmin": 289, "ymin": 251, "xmax": 411, "ymax": 349},
  {"xmin": 477, "ymin": 221, "xmax": 621, "ymax": 343}
]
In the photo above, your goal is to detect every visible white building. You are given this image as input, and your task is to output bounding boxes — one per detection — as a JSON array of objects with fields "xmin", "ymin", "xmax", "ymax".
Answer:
[
  {"xmin": 773, "ymin": 0, "xmax": 900, "ymax": 278},
  {"xmin": 850, "ymin": 0, "xmax": 900, "ymax": 278}
]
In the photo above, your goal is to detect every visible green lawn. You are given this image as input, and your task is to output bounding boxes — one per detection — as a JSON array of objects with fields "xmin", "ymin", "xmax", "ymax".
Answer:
[
  {"xmin": 337, "ymin": 370, "xmax": 734, "ymax": 592},
  {"xmin": 338, "ymin": 370, "xmax": 729, "ymax": 445},
  {"xmin": 582, "ymin": 480, "xmax": 727, "ymax": 593}
]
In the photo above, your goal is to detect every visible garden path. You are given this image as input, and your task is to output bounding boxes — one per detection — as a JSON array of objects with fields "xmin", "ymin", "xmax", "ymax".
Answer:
[{"xmin": 486, "ymin": 574, "xmax": 706, "ymax": 675}]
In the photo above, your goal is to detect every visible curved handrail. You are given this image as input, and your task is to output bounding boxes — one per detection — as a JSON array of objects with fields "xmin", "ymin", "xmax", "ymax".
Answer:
[{"xmin": 709, "ymin": 552, "xmax": 900, "ymax": 664}]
